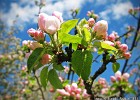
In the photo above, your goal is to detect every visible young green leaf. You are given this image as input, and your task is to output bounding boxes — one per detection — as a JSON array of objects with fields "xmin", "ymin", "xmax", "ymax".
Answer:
[
  {"xmin": 83, "ymin": 28, "xmax": 91, "ymax": 42},
  {"xmin": 27, "ymin": 48, "xmax": 45, "ymax": 73},
  {"xmin": 40, "ymin": 67, "xmax": 48, "ymax": 89},
  {"xmin": 72, "ymin": 50, "xmax": 93, "ymax": 80},
  {"xmin": 112, "ymin": 62, "xmax": 120, "ymax": 73},
  {"xmin": 60, "ymin": 19, "xmax": 79, "ymax": 34},
  {"xmin": 48, "ymin": 69, "xmax": 63, "ymax": 89},
  {"xmin": 101, "ymin": 42, "xmax": 117, "ymax": 51}
]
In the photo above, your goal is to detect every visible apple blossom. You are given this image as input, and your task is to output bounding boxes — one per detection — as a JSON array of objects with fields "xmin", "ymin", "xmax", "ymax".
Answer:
[
  {"xmin": 101, "ymin": 88, "xmax": 108, "ymax": 95},
  {"xmin": 123, "ymin": 52, "xmax": 131, "ymax": 59},
  {"xmin": 122, "ymin": 73, "xmax": 130, "ymax": 81},
  {"xmin": 120, "ymin": 44, "xmax": 128, "ymax": 52},
  {"xmin": 27, "ymin": 28, "xmax": 36, "ymax": 37},
  {"xmin": 108, "ymin": 33, "xmax": 116, "ymax": 41},
  {"xmin": 65, "ymin": 84, "xmax": 71, "ymax": 93},
  {"xmin": 88, "ymin": 18, "xmax": 95, "ymax": 27},
  {"xmin": 57, "ymin": 89, "xmax": 70, "ymax": 96},
  {"xmin": 110, "ymin": 76, "xmax": 116, "ymax": 82},
  {"xmin": 38, "ymin": 13, "xmax": 61, "ymax": 34},
  {"xmin": 52, "ymin": 11, "xmax": 63, "ymax": 22},
  {"xmin": 71, "ymin": 83, "xmax": 78, "ymax": 91},
  {"xmin": 115, "ymin": 71, "xmax": 122, "ymax": 81},
  {"xmin": 41, "ymin": 54, "xmax": 51, "ymax": 65},
  {"xmin": 93, "ymin": 20, "xmax": 108, "ymax": 39}
]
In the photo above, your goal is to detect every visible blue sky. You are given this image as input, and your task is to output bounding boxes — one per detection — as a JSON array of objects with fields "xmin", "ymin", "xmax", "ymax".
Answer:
[{"xmin": 0, "ymin": 0, "xmax": 140, "ymax": 81}]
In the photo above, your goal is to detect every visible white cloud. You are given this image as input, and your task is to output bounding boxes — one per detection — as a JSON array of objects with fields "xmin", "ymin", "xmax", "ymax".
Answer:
[
  {"xmin": 99, "ymin": 2, "xmax": 133, "ymax": 21},
  {"xmin": 0, "ymin": 0, "xmax": 87, "ymax": 27}
]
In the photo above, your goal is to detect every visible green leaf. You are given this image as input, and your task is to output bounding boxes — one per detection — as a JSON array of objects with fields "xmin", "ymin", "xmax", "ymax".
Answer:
[
  {"xmin": 78, "ymin": 18, "xmax": 87, "ymax": 27},
  {"xmin": 48, "ymin": 69, "xmax": 63, "ymax": 89},
  {"xmin": 61, "ymin": 34, "xmax": 82, "ymax": 44},
  {"xmin": 83, "ymin": 28, "xmax": 91, "ymax": 42},
  {"xmin": 72, "ymin": 50, "xmax": 84, "ymax": 76},
  {"xmin": 101, "ymin": 42, "xmax": 117, "ymax": 51},
  {"xmin": 40, "ymin": 67, "xmax": 48, "ymax": 89},
  {"xmin": 125, "ymin": 87, "xmax": 136, "ymax": 95},
  {"xmin": 81, "ymin": 51, "xmax": 93, "ymax": 80},
  {"xmin": 53, "ymin": 63, "xmax": 64, "ymax": 71},
  {"xmin": 112, "ymin": 62, "xmax": 120, "ymax": 73},
  {"xmin": 72, "ymin": 50, "xmax": 93, "ymax": 80},
  {"xmin": 27, "ymin": 48, "xmax": 45, "ymax": 73},
  {"xmin": 60, "ymin": 19, "xmax": 79, "ymax": 34}
]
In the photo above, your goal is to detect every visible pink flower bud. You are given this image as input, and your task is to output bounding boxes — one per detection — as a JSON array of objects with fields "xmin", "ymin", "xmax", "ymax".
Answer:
[
  {"xmin": 104, "ymin": 41, "xmax": 114, "ymax": 46},
  {"xmin": 76, "ymin": 94, "xmax": 81, "ymax": 100},
  {"xmin": 49, "ymin": 87, "xmax": 55, "ymax": 93},
  {"xmin": 34, "ymin": 30, "xmax": 44, "ymax": 42},
  {"xmin": 41, "ymin": 54, "xmax": 51, "ymax": 65},
  {"xmin": 65, "ymin": 85, "xmax": 71, "ymax": 93},
  {"xmin": 76, "ymin": 88, "xmax": 82, "ymax": 94},
  {"xmin": 57, "ymin": 96, "xmax": 62, "ymax": 100},
  {"xmin": 122, "ymin": 73, "xmax": 130, "ymax": 81},
  {"xmin": 116, "ymin": 41, "xmax": 121, "ymax": 47},
  {"xmin": 123, "ymin": 52, "xmax": 131, "ymax": 59},
  {"xmin": 29, "ymin": 41, "xmax": 42, "ymax": 50},
  {"xmin": 27, "ymin": 28, "xmax": 36, "ymax": 37},
  {"xmin": 120, "ymin": 44, "xmax": 128, "ymax": 52},
  {"xmin": 101, "ymin": 88, "xmax": 108, "ymax": 95},
  {"xmin": 82, "ymin": 89, "xmax": 90, "ymax": 98},
  {"xmin": 115, "ymin": 71, "xmax": 122, "ymax": 81},
  {"xmin": 71, "ymin": 83, "xmax": 78, "ymax": 91},
  {"xmin": 57, "ymin": 89, "xmax": 70, "ymax": 96},
  {"xmin": 108, "ymin": 33, "xmax": 116, "ymax": 41},
  {"xmin": 98, "ymin": 78, "xmax": 106, "ymax": 85},
  {"xmin": 110, "ymin": 76, "xmax": 116, "ymax": 82},
  {"xmin": 93, "ymin": 20, "xmax": 108, "ymax": 39},
  {"xmin": 38, "ymin": 13, "xmax": 61, "ymax": 34},
  {"xmin": 88, "ymin": 18, "xmax": 95, "ymax": 27},
  {"xmin": 22, "ymin": 40, "xmax": 30, "ymax": 47},
  {"xmin": 52, "ymin": 11, "xmax": 63, "ymax": 22}
]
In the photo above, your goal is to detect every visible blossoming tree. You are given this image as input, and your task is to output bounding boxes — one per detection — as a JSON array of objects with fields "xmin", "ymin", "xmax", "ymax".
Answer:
[{"xmin": 22, "ymin": 1, "xmax": 140, "ymax": 100}]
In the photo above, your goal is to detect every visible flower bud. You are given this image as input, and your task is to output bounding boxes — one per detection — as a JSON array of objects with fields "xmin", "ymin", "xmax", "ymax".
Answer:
[
  {"xmin": 65, "ymin": 84, "xmax": 71, "ymax": 93},
  {"xmin": 123, "ymin": 52, "xmax": 131, "ymax": 59},
  {"xmin": 52, "ymin": 11, "xmax": 63, "ymax": 22},
  {"xmin": 101, "ymin": 88, "xmax": 108, "ymax": 95},
  {"xmin": 115, "ymin": 71, "xmax": 122, "ymax": 81},
  {"xmin": 82, "ymin": 89, "xmax": 90, "ymax": 98},
  {"xmin": 88, "ymin": 18, "xmax": 95, "ymax": 27},
  {"xmin": 57, "ymin": 89, "xmax": 70, "ymax": 96},
  {"xmin": 120, "ymin": 44, "xmax": 128, "ymax": 52},
  {"xmin": 27, "ymin": 28, "xmax": 36, "ymax": 37},
  {"xmin": 29, "ymin": 41, "xmax": 42, "ymax": 50},
  {"xmin": 34, "ymin": 30, "xmax": 44, "ymax": 42},
  {"xmin": 98, "ymin": 78, "xmax": 106, "ymax": 85},
  {"xmin": 108, "ymin": 33, "xmax": 116, "ymax": 41},
  {"xmin": 93, "ymin": 20, "xmax": 108, "ymax": 39},
  {"xmin": 122, "ymin": 73, "xmax": 130, "ymax": 81},
  {"xmin": 110, "ymin": 76, "xmax": 116, "ymax": 82},
  {"xmin": 71, "ymin": 83, "xmax": 78, "ymax": 91},
  {"xmin": 41, "ymin": 54, "xmax": 51, "ymax": 65},
  {"xmin": 38, "ymin": 13, "xmax": 61, "ymax": 34}
]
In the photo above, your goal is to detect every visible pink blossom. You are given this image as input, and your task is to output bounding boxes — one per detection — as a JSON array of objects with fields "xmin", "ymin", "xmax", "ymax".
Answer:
[
  {"xmin": 41, "ymin": 54, "xmax": 51, "ymax": 65},
  {"xmin": 123, "ymin": 52, "xmax": 131, "ymax": 59},
  {"xmin": 49, "ymin": 87, "xmax": 55, "ymax": 93},
  {"xmin": 116, "ymin": 41, "xmax": 121, "ymax": 47},
  {"xmin": 34, "ymin": 30, "xmax": 44, "ymax": 42},
  {"xmin": 122, "ymin": 73, "xmax": 130, "ymax": 81},
  {"xmin": 29, "ymin": 41, "xmax": 42, "ymax": 50},
  {"xmin": 65, "ymin": 84, "xmax": 71, "ymax": 93},
  {"xmin": 104, "ymin": 41, "xmax": 114, "ymax": 46},
  {"xmin": 88, "ymin": 18, "xmax": 95, "ymax": 27},
  {"xmin": 115, "ymin": 71, "xmax": 122, "ymax": 81},
  {"xmin": 108, "ymin": 33, "xmax": 116, "ymax": 41},
  {"xmin": 57, "ymin": 96, "xmax": 63, "ymax": 100},
  {"xmin": 38, "ymin": 13, "xmax": 61, "ymax": 34},
  {"xmin": 71, "ymin": 83, "xmax": 78, "ymax": 91},
  {"xmin": 110, "ymin": 76, "xmax": 116, "ymax": 82},
  {"xmin": 52, "ymin": 11, "xmax": 63, "ymax": 22},
  {"xmin": 101, "ymin": 88, "xmax": 108, "ymax": 95},
  {"xmin": 76, "ymin": 88, "xmax": 82, "ymax": 94},
  {"xmin": 27, "ymin": 28, "xmax": 36, "ymax": 37},
  {"xmin": 120, "ymin": 44, "xmax": 128, "ymax": 52},
  {"xmin": 22, "ymin": 40, "xmax": 30, "ymax": 47},
  {"xmin": 57, "ymin": 89, "xmax": 70, "ymax": 96},
  {"xmin": 98, "ymin": 78, "xmax": 106, "ymax": 85},
  {"xmin": 93, "ymin": 20, "xmax": 108, "ymax": 39},
  {"xmin": 82, "ymin": 89, "xmax": 90, "ymax": 98},
  {"xmin": 76, "ymin": 94, "xmax": 81, "ymax": 100}
]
